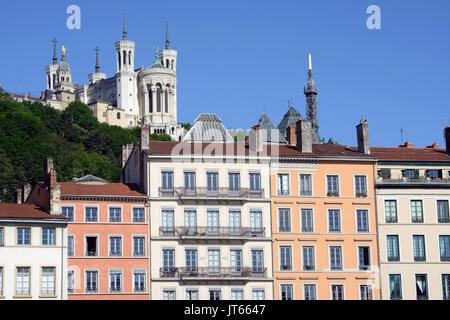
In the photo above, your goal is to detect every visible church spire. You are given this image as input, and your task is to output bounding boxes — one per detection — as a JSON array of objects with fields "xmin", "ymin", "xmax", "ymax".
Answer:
[
  {"xmin": 95, "ymin": 47, "xmax": 100, "ymax": 73},
  {"xmin": 304, "ymin": 53, "xmax": 320, "ymax": 144},
  {"xmin": 123, "ymin": 13, "xmax": 127, "ymax": 40},
  {"xmin": 165, "ymin": 21, "xmax": 170, "ymax": 49},
  {"xmin": 52, "ymin": 38, "xmax": 58, "ymax": 65}
]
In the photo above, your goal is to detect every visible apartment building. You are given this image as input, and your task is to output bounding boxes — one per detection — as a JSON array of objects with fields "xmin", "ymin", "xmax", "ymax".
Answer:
[
  {"xmin": 373, "ymin": 127, "xmax": 450, "ymax": 300},
  {"xmin": 122, "ymin": 114, "xmax": 274, "ymax": 300},
  {"xmin": 272, "ymin": 119, "xmax": 380, "ymax": 300},
  {"xmin": 27, "ymin": 160, "xmax": 150, "ymax": 300}
]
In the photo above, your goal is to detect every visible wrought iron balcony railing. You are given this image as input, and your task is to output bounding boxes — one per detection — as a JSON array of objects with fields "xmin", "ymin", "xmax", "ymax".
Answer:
[
  {"xmin": 158, "ymin": 187, "xmax": 265, "ymax": 199},
  {"xmin": 159, "ymin": 226, "xmax": 266, "ymax": 238},
  {"xmin": 159, "ymin": 267, "xmax": 267, "ymax": 279}
]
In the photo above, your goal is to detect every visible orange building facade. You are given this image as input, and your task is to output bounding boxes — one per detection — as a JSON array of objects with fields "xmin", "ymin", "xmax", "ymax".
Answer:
[{"xmin": 271, "ymin": 142, "xmax": 381, "ymax": 300}]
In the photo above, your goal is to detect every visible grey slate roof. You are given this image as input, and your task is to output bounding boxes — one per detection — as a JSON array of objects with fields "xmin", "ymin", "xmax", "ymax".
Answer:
[
  {"xmin": 183, "ymin": 113, "xmax": 235, "ymax": 143},
  {"xmin": 58, "ymin": 55, "xmax": 71, "ymax": 73},
  {"xmin": 257, "ymin": 113, "xmax": 288, "ymax": 144},
  {"xmin": 277, "ymin": 107, "xmax": 303, "ymax": 138},
  {"xmin": 73, "ymin": 175, "xmax": 109, "ymax": 185}
]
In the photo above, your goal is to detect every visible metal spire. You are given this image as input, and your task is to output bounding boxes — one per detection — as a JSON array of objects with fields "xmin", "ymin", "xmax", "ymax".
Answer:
[
  {"xmin": 52, "ymin": 38, "xmax": 58, "ymax": 65},
  {"xmin": 95, "ymin": 47, "xmax": 100, "ymax": 73},
  {"xmin": 304, "ymin": 53, "xmax": 320, "ymax": 144},
  {"xmin": 123, "ymin": 13, "xmax": 127, "ymax": 40},
  {"xmin": 165, "ymin": 21, "xmax": 170, "ymax": 49}
]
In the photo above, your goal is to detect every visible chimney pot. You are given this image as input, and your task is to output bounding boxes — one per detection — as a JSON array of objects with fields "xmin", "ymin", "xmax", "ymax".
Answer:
[
  {"xmin": 356, "ymin": 119, "xmax": 370, "ymax": 155},
  {"xmin": 140, "ymin": 127, "xmax": 150, "ymax": 151}
]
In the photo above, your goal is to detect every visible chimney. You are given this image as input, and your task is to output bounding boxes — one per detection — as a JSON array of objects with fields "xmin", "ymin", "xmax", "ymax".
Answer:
[
  {"xmin": 249, "ymin": 125, "xmax": 264, "ymax": 152},
  {"xmin": 286, "ymin": 126, "xmax": 296, "ymax": 146},
  {"xmin": 356, "ymin": 117, "xmax": 370, "ymax": 155},
  {"xmin": 296, "ymin": 120, "xmax": 313, "ymax": 153},
  {"xmin": 23, "ymin": 184, "xmax": 31, "ymax": 203},
  {"xmin": 445, "ymin": 127, "xmax": 450, "ymax": 156},
  {"xmin": 16, "ymin": 188, "xmax": 23, "ymax": 204},
  {"xmin": 122, "ymin": 144, "xmax": 133, "ymax": 168},
  {"xmin": 43, "ymin": 158, "xmax": 54, "ymax": 186},
  {"xmin": 49, "ymin": 170, "xmax": 61, "ymax": 215},
  {"xmin": 140, "ymin": 127, "xmax": 150, "ymax": 151}
]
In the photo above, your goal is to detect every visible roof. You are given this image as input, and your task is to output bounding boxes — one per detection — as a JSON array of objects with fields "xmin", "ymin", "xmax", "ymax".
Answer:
[
  {"xmin": 257, "ymin": 113, "xmax": 288, "ymax": 144},
  {"xmin": 277, "ymin": 107, "xmax": 303, "ymax": 138},
  {"xmin": 369, "ymin": 146, "xmax": 450, "ymax": 162},
  {"xmin": 60, "ymin": 182, "xmax": 146, "ymax": 197},
  {"xmin": 144, "ymin": 141, "xmax": 375, "ymax": 160},
  {"xmin": 58, "ymin": 55, "xmax": 71, "ymax": 73},
  {"xmin": 0, "ymin": 203, "xmax": 67, "ymax": 220},
  {"xmin": 183, "ymin": 113, "xmax": 235, "ymax": 143},
  {"xmin": 73, "ymin": 175, "xmax": 109, "ymax": 184}
]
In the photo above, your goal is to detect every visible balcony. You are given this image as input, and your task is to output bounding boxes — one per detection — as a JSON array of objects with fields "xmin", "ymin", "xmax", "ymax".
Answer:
[
  {"xmin": 158, "ymin": 187, "xmax": 265, "ymax": 200},
  {"xmin": 159, "ymin": 267, "xmax": 267, "ymax": 280},
  {"xmin": 376, "ymin": 177, "xmax": 450, "ymax": 188},
  {"xmin": 159, "ymin": 226, "xmax": 266, "ymax": 239}
]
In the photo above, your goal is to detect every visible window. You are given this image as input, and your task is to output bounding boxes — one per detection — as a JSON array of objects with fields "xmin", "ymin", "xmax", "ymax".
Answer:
[
  {"xmin": 328, "ymin": 210, "xmax": 341, "ymax": 233},
  {"xmin": 442, "ymin": 274, "xmax": 450, "ymax": 300},
  {"xmin": 228, "ymin": 172, "xmax": 240, "ymax": 193},
  {"xmin": 85, "ymin": 207, "xmax": 98, "ymax": 222},
  {"xmin": 389, "ymin": 274, "xmax": 402, "ymax": 300},
  {"xmin": 229, "ymin": 210, "xmax": 241, "ymax": 234},
  {"xmin": 415, "ymin": 274, "xmax": 428, "ymax": 300},
  {"xmin": 387, "ymin": 235, "xmax": 400, "ymax": 261},
  {"xmin": 161, "ymin": 209, "xmax": 175, "ymax": 236},
  {"xmin": 410, "ymin": 200, "xmax": 424, "ymax": 223},
  {"xmin": 133, "ymin": 237, "xmax": 145, "ymax": 257},
  {"xmin": 280, "ymin": 246, "xmax": 292, "ymax": 271},
  {"xmin": 163, "ymin": 289, "xmax": 176, "ymax": 300},
  {"xmin": 186, "ymin": 249, "xmax": 198, "ymax": 271},
  {"xmin": 360, "ymin": 285, "xmax": 373, "ymax": 300},
  {"xmin": 109, "ymin": 207, "xmax": 122, "ymax": 223},
  {"xmin": 207, "ymin": 172, "xmax": 219, "ymax": 194},
  {"xmin": 209, "ymin": 289, "xmax": 222, "ymax": 300},
  {"xmin": 299, "ymin": 174, "xmax": 312, "ymax": 196},
  {"xmin": 17, "ymin": 228, "xmax": 31, "ymax": 245},
  {"xmin": 277, "ymin": 174, "xmax": 290, "ymax": 195},
  {"xmin": 208, "ymin": 249, "xmax": 220, "ymax": 275},
  {"xmin": 437, "ymin": 200, "xmax": 450, "ymax": 223},
  {"xmin": 230, "ymin": 249, "xmax": 243, "ymax": 273},
  {"xmin": 86, "ymin": 237, "xmax": 98, "ymax": 257},
  {"xmin": 426, "ymin": 169, "xmax": 442, "ymax": 179},
  {"xmin": 279, "ymin": 209, "xmax": 291, "ymax": 232},
  {"xmin": 109, "ymin": 237, "xmax": 122, "ymax": 257},
  {"xmin": 249, "ymin": 173, "xmax": 261, "ymax": 190},
  {"xmin": 326, "ymin": 175, "xmax": 339, "ymax": 196},
  {"xmin": 62, "ymin": 207, "xmax": 74, "ymax": 222},
  {"xmin": 330, "ymin": 247, "xmax": 342, "ymax": 271},
  {"xmin": 184, "ymin": 172, "xmax": 196, "ymax": 194},
  {"xmin": 385, "ymin": 200, "xmax": 398, "ymax": 223},
  {"xmin": 231, "ymin": 289, "xmax": 244, "ymax": 300},
  {"xmin": 162, "ymin": 249, "xmax": 175, "ymax": 272},
  {"xmin": 413, "ymin": 235, "xmax": 426, "ymax": 261},
  {"xmin": 301, "ymin": 209, "xmax": 314, "ymax": 233},
  {"xmin": 331, "ymin": 285, "xmax": 344, "ymax": 300},
  {"xmin": 133, "ymin": 207, "xmax": 145, "ymax": 223},
  {"xmin": 0, "ymin": 267, "xmax": 3, "ymax": 296},
  {"xmin": 439, "ymin": 235, "xmax": 450, "ymax": 261},
  {"xmin": 186, "ymin": 289, "xmax": 199, "ymax": 300},
  {"xmin": 68, "ymin": 236, "xmax": 74, "ymax": 257},
  {"xmin": 207, "ymin": 209, "xmax": 220, "ymax": 235},
  {"xmin": 68, "ymin": 271, "xmax": 74, "ymax": 293},
  {"xmin": 355, "ymin": 175, "xmax": 367, "ymax": 196},
  {"xmin": 303, "ymin": 246, "xmax": 315, "ymax": 271},
  {"xmin": 251, "ymin": 250, "xmax": 264, "ymax": 274},
  {"xmin": 42, "ymin": 228, "xmax": 56, "ymax": 246},
  {"xmin": 134, "ymin": 271, "xmax": 146, "ymax": 293},
  {"xmin": 41, "ymin": 267, "xmax": 55, "ymax": 296},
  {"xmin": 16, "ymin": 267, "xmax": 31, "ymax": 296},
  {"xmin": 250, "ymin": 210, "xmax": 263, "ymax": 235},
  {"xmin": 252, "ymin": 289, "xmax": 265, "ymax": 300},
  {"xmin": 185, "ymin": 209, "xmax": 198, "ymax": 235},
  {"xmin": 110, "ymin": 271, "xmax": 122, "ymax": 293},
  {"xmin": 356, "ymin": 210, "xmax": 369, "ymax": 232},
  {"xmin": 161, "ymin": 171, "xmax": 174, "ymax": 191},
  {"xmin": 358, "ymin": 247, "xmax": 371, "ymax": 271},
  {"xmin": 280, "ymin": 284, "xmax": 293, "ymax": 300},
  {"xmin": 0, "ymin": 227, "xmax": 3, "ymax": 246},
  {"xmin": 303, "ymin": 284, "xmax": 316, "ymax": 300},
  {"xmin": 403, "ymin": 169, "xmax": 419, "ymax": 179}
]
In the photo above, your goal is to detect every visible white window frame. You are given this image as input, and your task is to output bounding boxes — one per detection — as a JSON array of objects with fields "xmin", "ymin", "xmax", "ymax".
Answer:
[
  {"xmin": 355, "ymin": 208, "xmax": 370, "ymax": 233},
  {"xmin": 299, "ymin": 173, "xmax": 313, "ymax": 196}
]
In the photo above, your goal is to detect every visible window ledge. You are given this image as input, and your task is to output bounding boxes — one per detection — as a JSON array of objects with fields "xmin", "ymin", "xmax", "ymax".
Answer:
[
  {"xmin": 13, "ymin": 295, "xmax": 32, "ymax": 299},
  {"xmin": 39, "ymin": 295, "xmax": 57, "ymax": 299}
]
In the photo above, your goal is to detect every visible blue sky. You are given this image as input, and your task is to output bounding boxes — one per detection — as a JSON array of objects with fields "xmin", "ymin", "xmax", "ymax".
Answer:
[{"xmin": 0, "ymin": 0, "xmax": 449, "ymax": 148}]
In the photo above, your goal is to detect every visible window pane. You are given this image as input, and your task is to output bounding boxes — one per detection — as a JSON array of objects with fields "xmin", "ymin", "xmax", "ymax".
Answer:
[
  {"xmin": 279, "ymin": 209, "xmax": 291, "ymax": 232},
  {"xmin": 387, "ymin": 235, "xmax": 400, "ymax": 261},
  {"xmin": 411, "ymin": 201, "xmax": 423, "ymax": 223},
  {"xmin": 328, "ymin": 210, "xmax": 341, "ymax": 232},
  {"xmin": 389, "ymin": 274, "xmax": 402, "ymax": 300},
  {"xmin": 438, "ymin": 201, "xmax": 450, "ymax": 223},
  {"xmin": 299, "ymin": 174, "xmax": 312, "ymax": 196},
  {"xmin": 301, "ymin": 209, "xmax": 313, "ymax": 233},
  {"xmin": 385, "ymin": 201, "xmax": 398, "ymax": 223},
  {"xmin": 357, "ymin": 210, "xmax": 369, "ymax": 232}
]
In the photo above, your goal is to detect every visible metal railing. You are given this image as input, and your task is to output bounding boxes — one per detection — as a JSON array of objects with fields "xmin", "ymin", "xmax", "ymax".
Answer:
[
  {"xmin": 159, "ymin": 226, "xmax": 266, "ymax": 238},
  {"xmin": 158, "ymin": 187, "xmax": 265, "ymax": 199},
  {"xmin": 377, "ymin": 178, "xmax": 450, "ymax": 184},
  {"xmin": 159, "ymin": 267, "xmax": 267, "ymax": 279}
]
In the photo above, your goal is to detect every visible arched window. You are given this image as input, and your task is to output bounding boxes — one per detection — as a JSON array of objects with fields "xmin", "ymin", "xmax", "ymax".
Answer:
[
  {"xmin": 53, "ymin": 74, "xmax": 56, "ymax": 87},
  {"xmin": 156, "ymin": 84, "xmax": 162, "ymax": 113},
  {"xmin": 166, "ymin": 59, "xmax": 169, "ymax": 68},
  {"xmin": 118, "ymin": 52, "xmax": 121, "ymax": 71},
  {"xmin": 47, "ymin": 75, "xmax": 51, "ymax": 88},
  {"xmin": 61, "ymin": 76, "xmax": 65, "ymax": 82},
  {"xmin": 129, "ymin": 51, "xmax": 132, "ymax": 65},
  {"xmin": 123, "ymin": 51, "xmax": 127, "ymax": 65},
  {"xmin": 171, "ymin": 60, "xmax": 174, "ymax": 69},
  {"xmin": 117, "ymin": 112, "xmax": 121, "ymax": 120},
  {"xmin": 149, "ymin": 88, "xmax": 153, "ymax": 113},
  {"xmin": 165, "ymin": 88, "xmax": 169, "ymax": 113}
]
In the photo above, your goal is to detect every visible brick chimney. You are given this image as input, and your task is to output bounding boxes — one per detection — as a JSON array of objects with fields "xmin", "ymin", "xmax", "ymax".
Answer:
[
  {"xmin": 296, "ymin": 120, "xmax": 313, "ymax": 153},
  {"xmin": 356, "ymin": 117, "xmax": 370, "ymax": 155},
  {"xmin": 140, "ymin": 127, "xmax": 150, "ymax": 151},
  {"xmin": 445, "ymin": 127, "xmax": 450, "ymax": 156},
  {"xmin": 286, "ymin": 126, "xmax": 296, "ymax": 146},
  {"xmin": 249, "ymin": 125, "xmax": 264, "ymax": 152}
]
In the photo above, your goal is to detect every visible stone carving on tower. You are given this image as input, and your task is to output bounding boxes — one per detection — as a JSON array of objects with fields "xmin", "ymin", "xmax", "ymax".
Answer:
[{"xmin": 304, "ymin": 53, "xmax": 321, "ymax": 144}]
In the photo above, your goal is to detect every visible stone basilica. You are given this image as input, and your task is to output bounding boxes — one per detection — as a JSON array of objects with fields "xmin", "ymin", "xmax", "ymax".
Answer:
[{"xmin": 43, "ymin": 17, "xmax": 184, "ymax": 141}]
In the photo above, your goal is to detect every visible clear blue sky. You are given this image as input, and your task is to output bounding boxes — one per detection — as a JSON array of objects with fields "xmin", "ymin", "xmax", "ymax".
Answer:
[{"xmin": 0, "ymin": 0, "xmax": 449, "ymax": 148}]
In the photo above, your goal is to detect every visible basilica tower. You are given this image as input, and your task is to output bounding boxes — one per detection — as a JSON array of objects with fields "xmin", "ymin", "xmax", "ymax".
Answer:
[{"xmin": 304, "ymin": 53, "xmax": 321, "ymax": 144}]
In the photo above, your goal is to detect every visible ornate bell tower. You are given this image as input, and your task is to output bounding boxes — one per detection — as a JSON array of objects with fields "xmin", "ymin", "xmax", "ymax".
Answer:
[{"xmin": 304, "ymin": 53, "xmax": 321, "ymax": 144}]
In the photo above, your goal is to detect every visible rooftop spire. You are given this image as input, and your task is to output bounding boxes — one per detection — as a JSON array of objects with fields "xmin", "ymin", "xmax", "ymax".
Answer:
[
  {"xmin": 165, "ymin": 21, "xmax": 170, "ymax": 49},
  {"xmin": 95, "ymin": 47, "xmax": 100, "ymax": 73},
  {"xmin": 52, "ymin": 37, "xmax": 58, "ymax": 65},
  {"xmin": 123, "ymin": 12, "xmax": 127, "ymax": 40},
  {"xmin": 304, "ymin": 53, "xmax": 320, "ymax": 144}
]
